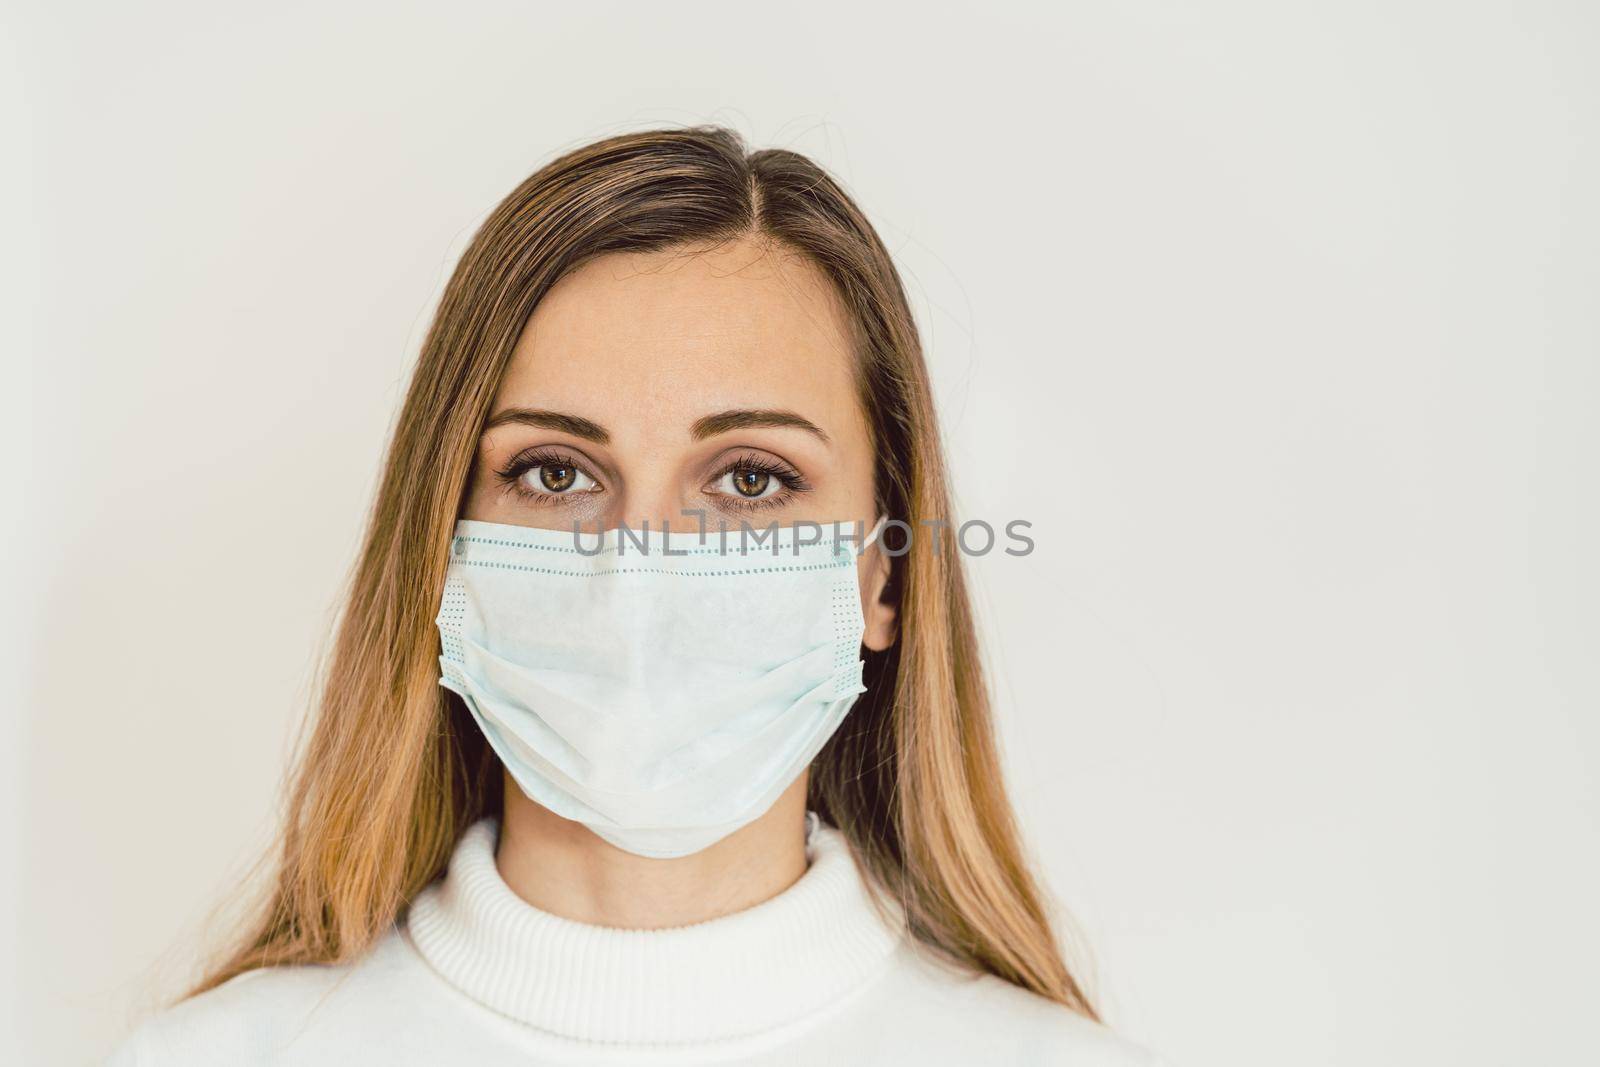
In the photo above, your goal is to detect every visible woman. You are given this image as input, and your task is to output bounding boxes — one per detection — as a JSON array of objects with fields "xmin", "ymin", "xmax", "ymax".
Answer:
[{"xmin": 111, "ymin": 127, "xmax": 1159, "ymax": 1065}]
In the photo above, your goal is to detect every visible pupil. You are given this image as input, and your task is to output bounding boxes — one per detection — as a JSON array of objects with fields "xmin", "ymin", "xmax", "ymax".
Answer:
[
  {"xmin": 539, "ymin": 465, "xmax": 576, "ymax": 492},
  {"xmin": 736, "ymin": 469, "xmax": 770, "ymax": 497}
]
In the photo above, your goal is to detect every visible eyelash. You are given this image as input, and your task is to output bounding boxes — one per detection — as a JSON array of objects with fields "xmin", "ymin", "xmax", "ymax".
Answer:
[
  {"xmin": 493, "ymin": 447, "xmax": 812, "ymax": 510},
  {"xmin": 714, "ymin": 451, "xmax": 813, "ymax": 511},
  {"xmin": 494, "ymin": 446, "xmax": 594, "ymax": 505}
]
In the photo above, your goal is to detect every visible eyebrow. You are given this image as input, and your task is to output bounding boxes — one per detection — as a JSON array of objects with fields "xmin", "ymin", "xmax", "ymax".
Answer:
[
  {"xmin": 691, "ymin": 409, "xmax": 830, "ymax": 443},
  {"xmin": 480, "ymin": 407, "xmax": 610, "ymax": 443}
]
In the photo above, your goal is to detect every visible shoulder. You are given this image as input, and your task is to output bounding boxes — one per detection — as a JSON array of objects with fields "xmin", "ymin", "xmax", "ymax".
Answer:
[
  {"xmin": 105, "ymin": 929, "xmax": 436, "ymax": 1067},
  {"xmin": 860, "ymin": 940, "xmax": 1164, "ymax": 1066}
]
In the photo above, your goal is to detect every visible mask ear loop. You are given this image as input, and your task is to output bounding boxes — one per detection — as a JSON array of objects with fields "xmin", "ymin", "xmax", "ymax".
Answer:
[
  {"xmin": 833, "ymin": 516, "xmax": 890, "ymax": 559},
  {"xmin": 861, "ymin": 514, "xmax": 890, "ymax": 552}
]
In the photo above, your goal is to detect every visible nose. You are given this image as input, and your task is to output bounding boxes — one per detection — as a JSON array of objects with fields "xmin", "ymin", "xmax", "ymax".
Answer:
[{"xmin": 602, "ymin": 475, "xmax": 707, "ymax": 537}]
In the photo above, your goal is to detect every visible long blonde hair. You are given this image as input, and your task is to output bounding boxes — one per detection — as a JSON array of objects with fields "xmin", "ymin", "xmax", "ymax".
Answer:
[{"xmin": 193, "ymin": 126, "xmax": 1097, "ymax": 1018}]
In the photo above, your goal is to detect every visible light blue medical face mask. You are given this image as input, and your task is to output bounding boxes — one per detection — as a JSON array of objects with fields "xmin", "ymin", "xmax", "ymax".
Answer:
[{"xmin": 434, "ymin": 516, "xmax": 888, "ymax": 858}]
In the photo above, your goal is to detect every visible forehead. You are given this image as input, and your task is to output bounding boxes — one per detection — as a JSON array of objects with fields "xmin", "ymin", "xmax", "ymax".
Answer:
[{"xmin": 494, "ymin": 239, "xmax": 862, "ymax": 441}]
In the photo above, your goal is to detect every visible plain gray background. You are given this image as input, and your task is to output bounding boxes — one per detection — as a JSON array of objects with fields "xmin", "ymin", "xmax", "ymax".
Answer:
[{"xmin": 4, "ymin": 2, "xmax": 1597, "ymax": 1064}]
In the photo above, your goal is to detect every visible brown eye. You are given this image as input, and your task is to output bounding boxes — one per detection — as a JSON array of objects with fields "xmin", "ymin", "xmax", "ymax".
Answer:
[
  {"xmin": 539, "ymin": 464, "xmax": 577, "ymax": 492},
  {"xmin": 519, "ymin": 462, "xmax": 596, "ymax": 496},
  {"xmin": 706, "ymin": 455, "xmax": 807, "ymax": 506},
  {"xmin": 731, "ymin": 468, "xmax": 771, "ymax": 498}
]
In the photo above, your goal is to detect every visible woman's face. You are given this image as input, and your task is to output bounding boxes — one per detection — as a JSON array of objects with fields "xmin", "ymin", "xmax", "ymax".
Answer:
[{"xmin": 462, "ymin": 236, "xmax": 897, "ymax": 651}]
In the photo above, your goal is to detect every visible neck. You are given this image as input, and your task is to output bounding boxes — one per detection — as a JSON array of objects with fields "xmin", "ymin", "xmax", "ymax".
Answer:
[{"xmin": 494, "ymin": 772, "xmax": 812, "ymax": 929}]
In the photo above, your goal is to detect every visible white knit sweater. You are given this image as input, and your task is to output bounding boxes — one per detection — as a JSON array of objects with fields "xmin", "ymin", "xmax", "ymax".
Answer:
[{"xmin": 108, "ymin": 817, "xmax": 1161, "ymax": 1065}]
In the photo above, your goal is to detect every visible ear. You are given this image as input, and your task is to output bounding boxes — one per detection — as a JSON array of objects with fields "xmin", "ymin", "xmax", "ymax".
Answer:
[{"xmin": 859, "ymin": 542, "xmax": 899, "ymax": 652}]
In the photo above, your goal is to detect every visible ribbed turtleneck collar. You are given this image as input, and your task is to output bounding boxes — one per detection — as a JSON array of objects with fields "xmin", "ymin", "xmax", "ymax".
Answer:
[{"xmin": 406, "ymin": 816, "xmax": 905, "ymax": 1045}]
